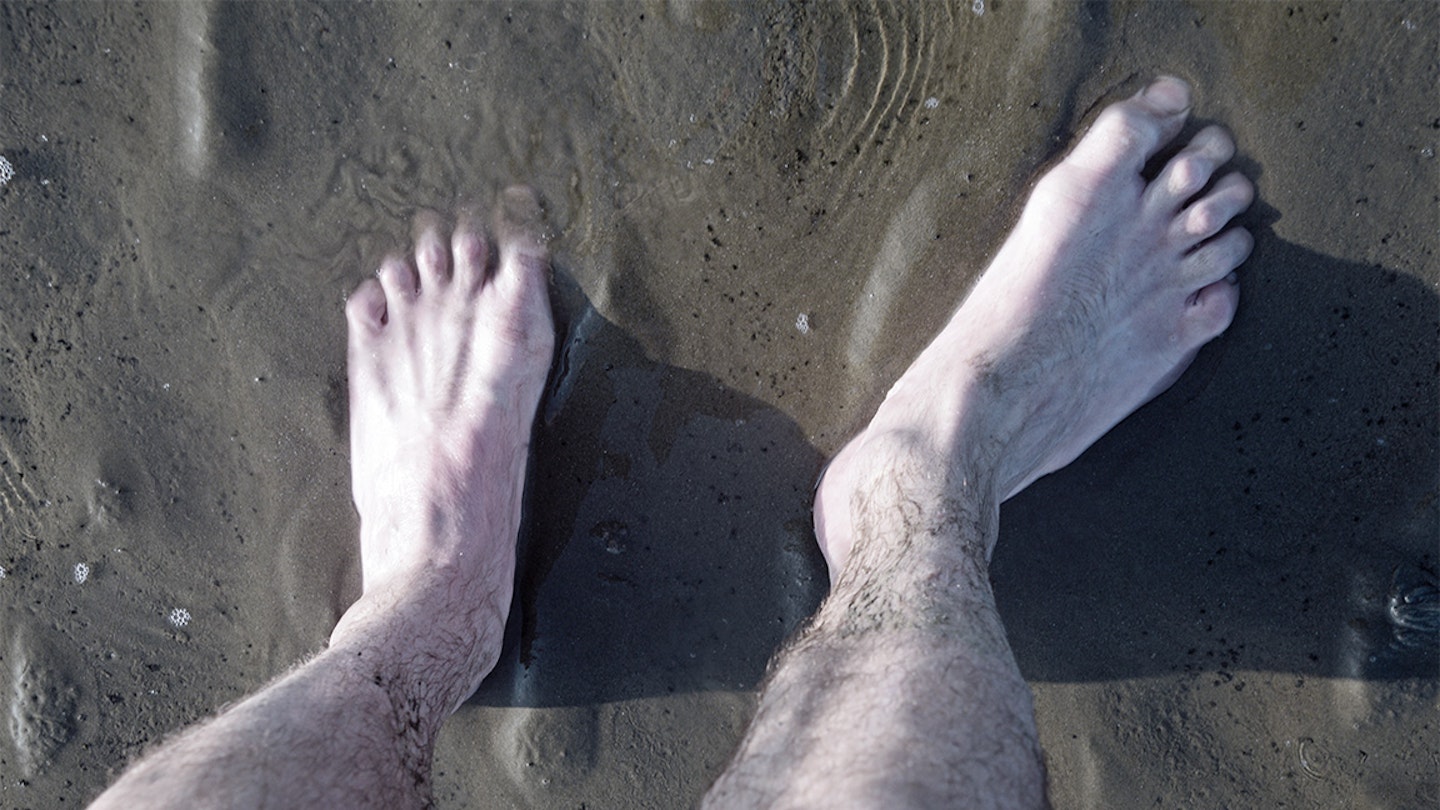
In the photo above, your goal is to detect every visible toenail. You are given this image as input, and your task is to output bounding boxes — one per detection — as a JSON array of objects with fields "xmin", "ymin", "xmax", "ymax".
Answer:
[
  {"xmin": 1142, "ymin": 77, "xmax": 1191, "ymax": 115},
  {"xmin": 1225, "ymin": 270, "xmax": 1239, "ymax": 285}
]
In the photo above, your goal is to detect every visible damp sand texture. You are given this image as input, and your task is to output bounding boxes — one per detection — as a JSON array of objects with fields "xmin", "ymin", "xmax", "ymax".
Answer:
[{"xmin": 1, "ymin": 2, "xmax": 1437, "ymax": 808}]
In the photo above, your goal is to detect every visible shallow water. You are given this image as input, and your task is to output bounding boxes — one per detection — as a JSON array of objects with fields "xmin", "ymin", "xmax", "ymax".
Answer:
[{"xmin": 1, "ymin": 1, "xmax": 1436, "ymax": 807}]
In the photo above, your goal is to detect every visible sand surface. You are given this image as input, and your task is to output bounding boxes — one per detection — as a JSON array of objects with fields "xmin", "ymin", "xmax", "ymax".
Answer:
[{"xmin": 0, "ymin": 1, "xmax": 1436, "ymax": 807}]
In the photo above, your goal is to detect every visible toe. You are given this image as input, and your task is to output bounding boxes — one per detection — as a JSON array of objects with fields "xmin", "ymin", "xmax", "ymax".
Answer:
[
  {"xmin": 1066, "ymin": 76, "xmax": 1193, "ymax": 178},
  {"xmin": 377, "ymin": 255, "xmax": 419, "ymax": 303},
  {"xmin": 1180, "ymin": 273, "xmax": 1241, "ymax": 345},
  {"xmin": 484, "ymin": 187, "xmax": 556, "ymax": 356},
  {"xmin": 412, "ymin": 211, "xmax": 451, "ymax": 289},
  {"xmin": 1172, "ymin": 171, "xmax": 1253, "ymax": 247},
  {"xmin": 497, "ymin": 241, "xmax": 551, "ymax": 299},
  {"xmin": 493, "ymin": 185, "xmax": 553, "ymax": 296},
  {"xmin": 345, "ymin": 277, "xmax": 388, "ymax": 331},
  {"xmin": 1145, "ymin": 125, "xmax": 1235, "ymax": 212},
  {"xmin": 1182, "ymin": 226, "xmax": 1253, "ymax": 285},
  {"xmin": 451, "ymin": 212, "xmax": 491, "ymax": 292}
]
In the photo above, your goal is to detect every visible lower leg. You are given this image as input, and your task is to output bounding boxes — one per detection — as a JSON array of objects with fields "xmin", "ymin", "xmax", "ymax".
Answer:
[
  {"xmin": 709, "ymin": 450, "xmax": 1044, "ymax": 808},
  {"xmin": 89, "ymin": 638, "xmax": 462, "ymax": 809},
  {"xmin": 707, "ymin": 76, "xmax": 1252, "ymax": 807},
  {"xmin": 90, "ymin": 193, "xmax": 555, "ymax": 809}
]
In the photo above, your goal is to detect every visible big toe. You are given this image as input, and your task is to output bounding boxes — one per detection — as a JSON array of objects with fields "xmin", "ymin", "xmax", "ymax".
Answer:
[
  {"xmin": 1066, "ymin": 76, "xmax": 1193, "ymax": 177},
  {"xmin": 493, "ymin": 186, "xmax": 551, "ymax": 285},
  {"xmin": 481, "ymin": 186, "xmax": 556, "ymax": 355},
  {"xmin": 490, "ymin": 186, "xmax": 554, "ymax": 315}
]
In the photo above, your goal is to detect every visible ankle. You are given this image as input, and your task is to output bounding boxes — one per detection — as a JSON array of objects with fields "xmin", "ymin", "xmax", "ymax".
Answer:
[
  {"xmin": 873, "ymin": 375, "xmax": 1017, "ymax": 484},
  {"xmin": 835, "ymin": 439, "xmax": 1000, "ymax": 564},
  {"xmin": 820, "ymin": 480, "xmax": 999, "ymax": 636},
  {"xmin": 332, "ymin": 571, "xmax": 507, "ymax": 659},
  {"xmin": 330, "ymin": 587, "xmax": 506, "ymax": 718}
]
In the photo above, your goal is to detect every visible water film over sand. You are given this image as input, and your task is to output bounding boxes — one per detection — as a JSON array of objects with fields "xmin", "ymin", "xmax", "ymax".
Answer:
[{"xmin": 0, "ymin": 2, "xmax": 1435, "ymax": 807}]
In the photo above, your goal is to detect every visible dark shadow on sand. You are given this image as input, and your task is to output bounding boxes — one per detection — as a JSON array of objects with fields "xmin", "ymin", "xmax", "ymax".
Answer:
[
  {"xmin": 471, "ymin": 270, "xmax": 829, "ymax": 709},
  {"xmin": 996, "ymin": 235, "xmax": 1438, "ymax": 684},
  {"xmin": 470, "ymin": 233, "xmax": 1435, "ymax": 712}
]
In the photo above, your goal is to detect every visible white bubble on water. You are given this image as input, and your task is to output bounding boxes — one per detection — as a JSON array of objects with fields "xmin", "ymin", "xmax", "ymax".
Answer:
[
  {"xmin": 73, "ymin": 563, "xmax": 89, "ymax": 584},
  {"xmin": 795, "ymin": 313, "xmax": 810, "ymax": 334},
  {"xmin": 168, "ymin": 608, "xmax": 191, "ymax": 628},
  {"xmin": 972, "ymin": 0, "xmax": 985, "ymax": 16},
  {"xmin": 924, "ymin": 97, "xmax": 939, "ymax": 110}
]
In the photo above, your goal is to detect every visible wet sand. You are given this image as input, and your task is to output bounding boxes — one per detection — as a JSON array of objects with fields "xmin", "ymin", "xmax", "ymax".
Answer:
[{"xmin": 0, "ymin": 1, "xmax": 1436, "ymax": 807}]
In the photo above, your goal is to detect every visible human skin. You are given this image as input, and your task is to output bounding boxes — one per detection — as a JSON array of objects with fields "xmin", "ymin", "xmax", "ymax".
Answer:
[
  {"xmin": 703, "ymin": 75, "xmax": 1251, "ymax": 809},
  {"xmin": 90, "ymin": 76, "xmax": 1252, "ymax": 810},
  {"xmin": 89, "ymin": 190, "xmax": 555, "ymax": 809}
]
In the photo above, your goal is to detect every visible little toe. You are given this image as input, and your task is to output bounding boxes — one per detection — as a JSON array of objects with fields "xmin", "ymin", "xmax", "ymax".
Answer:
[
  {"xmin": 376, "ymin": 255, "xmax": 420, "ymax": 305},
  {"xmin": 1066, "ymin": 76, "xmax": 1193, "ymax": 178},
  {"xmin": 1145, "ymin": 125, "xmax": 1235, "ymax": 212},
  {"xmin": 1183, "ymin": 226, "xmax": 1254, "ymax": 285},
  {"xmin": 345, "ymin": 277, "xmax": 388, "ymax": 331},
  {"xmin": 1180, "ymin": 273, "xmax": 1241, "ymax": 346},
  {"xmin": 1172, "ymin": 172, "xmax": 1254, "ymax": 247},
  {"xmin": 412, "ymin": 211, "xmax": 452, "ymax": 289},
  {"xmin": 451, "ymin": 212, "xmax": 491, "ymax": 292}
]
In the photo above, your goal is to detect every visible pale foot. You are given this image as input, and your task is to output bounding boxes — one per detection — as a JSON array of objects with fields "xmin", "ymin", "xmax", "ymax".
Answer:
[
  {"xmin": 329, "ymin": 189, "xmax": 555, "ymax": 711},
  {"xmin": 815, "ymin": 76, "xmax": 1253, "ymax": 584}
]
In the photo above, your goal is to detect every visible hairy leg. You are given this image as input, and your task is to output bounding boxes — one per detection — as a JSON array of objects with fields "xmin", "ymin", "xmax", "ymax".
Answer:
[
  {"xmin": 706, "ymin": 77, "xmax": 1252, "ymax": 808},
  {"xmin": 90, "ymin": 191, "xmax": 555, "ymax": 809}
]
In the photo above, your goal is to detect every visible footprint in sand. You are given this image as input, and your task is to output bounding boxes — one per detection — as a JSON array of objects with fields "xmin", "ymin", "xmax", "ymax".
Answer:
[{"xmin": 5, "ymin": 630, "xmax": 79, "ymax": 778}]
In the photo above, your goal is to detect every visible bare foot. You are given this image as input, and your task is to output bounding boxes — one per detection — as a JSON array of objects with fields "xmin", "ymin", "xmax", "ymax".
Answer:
[
  {"xmin": 815, "ymin": 76, "xmax": 1252, "ymax": 584},
  {"xmin": 329, "ymin": 189, "xmax": 555, "ymax": 712}
]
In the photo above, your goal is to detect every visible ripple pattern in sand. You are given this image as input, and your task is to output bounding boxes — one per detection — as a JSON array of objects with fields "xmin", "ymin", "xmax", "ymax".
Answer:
[
  {"xmin": 0, "ymin": 331, "xmax": 41, "ymax": 548},
  {"xmin": 797, "ymin": 3, "xmax": 953, "ymax": 206}
]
